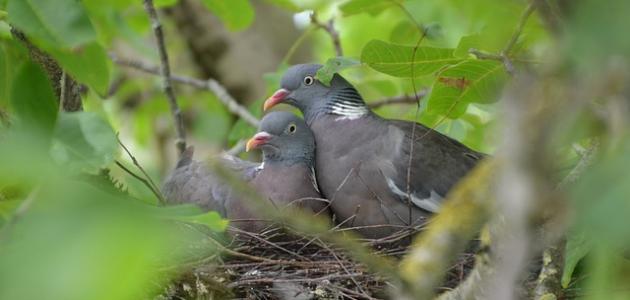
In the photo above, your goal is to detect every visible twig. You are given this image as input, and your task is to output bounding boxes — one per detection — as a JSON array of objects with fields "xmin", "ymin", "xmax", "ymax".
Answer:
[
  {"xmin": 114, "ymin": 160, "xmax": 163, "ymax": 202},
  {"xmin": 116, "ymin": 135, "xmax": 166, "ymax": 204},
  {"xmin": 143, "ymin": 0, "xmax": 186, "ymax": 156},
  {"xmin": 469, "ymin": 1, "xmax": 536, "ymax": 75},
  {"xmin": 310, "ymin": 12, "xmax": 343, "ymax": 57},
  {"xmin": 558, "ymin": 140, "xmax": 599, "ymax": 188},
  {"xmin": 111, "ymin": 55, "xmax": 260, "ymax": 127},
  {"xmin": 367, "ymin": 92, "xmax": 428, "ymax": 109}
]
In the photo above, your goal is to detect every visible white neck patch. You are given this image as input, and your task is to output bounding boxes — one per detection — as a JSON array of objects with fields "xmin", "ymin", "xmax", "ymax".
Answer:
[{"xmin": 330, "ymin": 101, "xmax": 368, "ymax": 121}]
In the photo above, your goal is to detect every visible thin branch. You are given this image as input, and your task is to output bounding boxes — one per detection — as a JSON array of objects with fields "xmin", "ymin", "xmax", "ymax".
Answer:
[
  {"xmin": 114, "ymin": 160, "xmax": 163, "ymax": 202},
  {"xmin": 469, "ymin": 1, "xmax": 536, "ymax": 76},
  {"xmin": 224, "ymin": 140, "xmax": 246, "ymax": 156},
  {"xmin": 310, "ymin": 12, "xmax": 343, "ymax": 57},
  {"xmin": 367, "ymin": 91, "xmax": 428, "ymax": 109},
  {"xmin": 143, "ymin": 0, "xmax": 187, "ymax": 156},
  {"xmin": 503, "ymin": 1, "xmax": 536, "ymax": 55},
  {"xmin": 116, "ymin": 135, "xmax": 166, "ymax": 205},
  {"xmin": 111, "ymin": 55, "xmax": 260, "ymax": 127}
]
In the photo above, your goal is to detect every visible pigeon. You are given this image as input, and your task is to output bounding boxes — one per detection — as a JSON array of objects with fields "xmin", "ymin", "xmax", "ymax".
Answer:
[
  {"xmin": 264, "ymin": 64, "xmax": 485, "ymax": 238},
  {"xmin": 162, "ymin": 111, "xmax": 327, "ymax": 234}
]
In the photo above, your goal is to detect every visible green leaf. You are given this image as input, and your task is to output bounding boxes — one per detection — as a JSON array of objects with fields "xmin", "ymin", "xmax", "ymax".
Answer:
[
  {"xmin": 361, "ymin": 40, "xmax": 463, "ymax": 78},
  {"xmin": 51, "ymin": 111, "xmax": 117, "ymax": 172},
  {"xmin": 7, "ymin": 0, "xmax": 96, "ymax": 49},
  {"xmin": 175, "ymin": 211, "xmax": 229, "ymax": 232},
  {"xmin": 562, "ymin": 229, "xmax": 592, "ymax": 288},
  {"xmin": 426, "ymin": 60, "xmax": 507, "ymax": 119},
  {"xmin": 339, "ymin": 0, "xmax": 401, "ymax": 17},
  {"xmin": 200, "ymin": 0, "xmax": 254, "ymax": 31},
  {"xmin": 454, "ymin": 34, "xmax": 481, "ymax": 58},
  {"xmin": 315, "ymin": 57, "xmax": 359, "ymax": 86},
  {"xmin": 10, "ymin": 61, "xmax": 58, "ymax": 137},
  {"xmin": 262, "ymin": 0, "xmax": 299, "ymax": 11},
  {"xmin": 389, "ymin": 20, "xmax": 420, "ymax": 45},
  {"xmin": 154, "ymin": 0, "xmax": 178, "ymax": 8},
  {"xmin": 48, "ymin": 42, "xmax": 110, "ymax": 95},
  {"xmin": 0, "ymin": 9, "xmax": 6, "ymax": 21}
]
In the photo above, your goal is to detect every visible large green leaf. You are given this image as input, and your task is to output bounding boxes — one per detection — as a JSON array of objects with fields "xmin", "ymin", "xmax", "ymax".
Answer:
[
  {"xmin": 10, "ymin": 61, "xmax": 58, "ymax": 137},
  {"xmin": 426, "ymin": 60, "xmax": 507, "ymax": 118},
  {"xmin": 49, "ymin": 42, "xmax": 111, "ymax": 95},
  {"xmin": 361, "ymin": 40, "xmax": 462, "ymax": 78},
  {"xmin": 200, "ymin": 0, "xmax": 254, "ymax": 31},
  {"xmin": 339, "ymin": 0, "xmax": 401, "ymax": 17},
  {"xmin": 7, "ymin": 0, "xmax": 96, "ymax": 49},
  {"xmin": 51, "ymin": 111, "xmax": 117, "ymax": 172}
]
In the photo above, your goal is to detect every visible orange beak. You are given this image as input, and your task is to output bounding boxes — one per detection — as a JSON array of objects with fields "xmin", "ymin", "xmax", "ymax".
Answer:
[
  {"xmin": 263, "ymin": 88, "xmax": 290, "ymax": 111},
  {"xmin": 245, "ymin": 131, "xmax": 272, "ymax": 152}
]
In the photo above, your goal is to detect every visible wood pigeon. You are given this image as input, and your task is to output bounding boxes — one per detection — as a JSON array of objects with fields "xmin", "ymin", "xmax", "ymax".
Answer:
[
  {"xmin": 162, "ymin": 111, "xmax": 327, "ymax": 233},
  {"xmin": 264, "ymin": 64, "xmax": 485, "ymax": 238}
]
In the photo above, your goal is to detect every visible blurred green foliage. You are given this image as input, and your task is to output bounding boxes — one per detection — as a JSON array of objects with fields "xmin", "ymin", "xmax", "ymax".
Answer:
[{"xmin": 0, "ymin": 0, "xmax": 628, "ymax": 298}]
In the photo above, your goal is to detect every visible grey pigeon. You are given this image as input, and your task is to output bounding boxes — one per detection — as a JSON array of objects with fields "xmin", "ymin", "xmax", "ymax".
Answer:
[
  {"xmin": 264, "ymin": 64, "xmax": 485, "ymax": 238},
  {"xmin": 162, "ymin": 111, "xmax": 327, "ymax": 233}
]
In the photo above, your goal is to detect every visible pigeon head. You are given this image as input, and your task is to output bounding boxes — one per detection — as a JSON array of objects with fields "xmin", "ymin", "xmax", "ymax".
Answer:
[
  {"xmin": 264, "ymin": 64, "xmax": 369, "ymax": 123},
  {"xmin": 245, "ymin": 111, "xmax": 315, "ymax": 165}
]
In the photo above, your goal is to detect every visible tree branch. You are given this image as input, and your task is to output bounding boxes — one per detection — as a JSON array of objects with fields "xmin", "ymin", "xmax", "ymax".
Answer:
[
  {"xmin": 10, "ymin": 28, "xmax": 83, "ymax": 112},
  {"xmin": 143, "ymin": 0, "xmax": 187, "ymax": 156},
  {"xmin": 111, "ymin": 55, "xmax": 260, "ymax": 127},
  {"xmin": 310, "ymin": 12, "xmax": 343, "ymax": 57},
  {"xmin": 398, "ymin": 160, "xmax": 496, "ymax": 299}
]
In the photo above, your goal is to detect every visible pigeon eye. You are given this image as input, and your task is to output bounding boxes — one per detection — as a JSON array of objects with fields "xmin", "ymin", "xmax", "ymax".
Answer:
[
  {"xmin": 287, "ymin": 124, "xmax": 297, "ymax": 134},
  {"xmin": 303, "ymin": 76, "xmax": 314, "ymax": 86}
]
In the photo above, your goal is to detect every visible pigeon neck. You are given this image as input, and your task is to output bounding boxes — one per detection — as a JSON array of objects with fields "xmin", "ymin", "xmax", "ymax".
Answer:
[
  {"xmin": 323, "ymin": 86, "xmax": 369, "ymax": 121},
  {"xmin": 263, "ymin": 152, "xmax": 314, "ymax": 168}
]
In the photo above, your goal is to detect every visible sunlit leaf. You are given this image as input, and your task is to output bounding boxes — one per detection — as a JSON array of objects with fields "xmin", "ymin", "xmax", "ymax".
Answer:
[
  {"xmin": 361, "ymin": 40, "xmax": 462, "ymax": 78},
  {"xmin": 200, "ymin": 0, "xmax": 254, "ymax": 31},
  {"xmin": 339, "ymin": 0, "xmax": 401, "ymax": 17},
  {"xmin": 426, "ymin": 60, "xmax": 507, "ymax": 118},
  {"xmin": 316, "ymin": 57, "xmax": 359, "ymax": 86},
  {"xmin": 7, "ymin": 0, "xmax": 96, "ymax": 48},
  {"xmin": 51, "ymin": 111, "xmax": 117, "ymax": 172}
]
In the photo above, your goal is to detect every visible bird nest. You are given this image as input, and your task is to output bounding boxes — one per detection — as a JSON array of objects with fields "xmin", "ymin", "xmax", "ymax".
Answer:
[{"xmin": 158, "ymin": 225, "xmax": 477, "ymax": 300}]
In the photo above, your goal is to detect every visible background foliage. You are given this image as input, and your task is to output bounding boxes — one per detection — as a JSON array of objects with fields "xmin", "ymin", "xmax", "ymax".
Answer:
[{"xmin": 0, "ymin": 0, "xmax": 629, "ymax": 299}]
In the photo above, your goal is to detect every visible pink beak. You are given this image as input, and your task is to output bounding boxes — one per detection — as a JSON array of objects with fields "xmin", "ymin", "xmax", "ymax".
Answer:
[
  {"xmin": 263, "ymin": 88, "xmax": 290, "ymax": 111},
  {"xmin": 245, "ymin": 131, "xmax": 272, "ymax": 152}
]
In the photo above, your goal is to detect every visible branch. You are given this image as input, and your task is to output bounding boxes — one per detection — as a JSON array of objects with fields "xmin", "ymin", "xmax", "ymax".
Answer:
[
  {"xmin": 367, "ymin": 91, "xmax": 428, "ymax": 109},
  {"xmin": 117, "ymin": 135, "xmax": 166, "ymax": 205},
  {"xmin": 470, "ymin": 1, "xmax": 536, "ymax": 76},
  {"xmin": 143, "ymin": 0, "xmax": 186, "ymax": 156},
  {"xmin": 310, "ymin": 12, "xmax": 343, "ymax": 57},
  {"xmin": 111, "ymin": 55, "xmax": 260, "ymax": 127},
  {"xmin": 10, "ymin": 28, "xmax": 83, "ymax": 111},
  {"xmin": 398, "ymin": 160, "xmax": 496, "ymax": 299}
]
